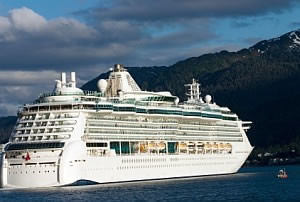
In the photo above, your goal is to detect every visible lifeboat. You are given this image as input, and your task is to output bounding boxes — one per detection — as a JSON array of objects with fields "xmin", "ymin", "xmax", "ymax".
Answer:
[
  {"xmin": 197, "ymin": 142, "xmax": 204, "ymax": 148},
  {"xmin": 225, "ymin": 143, "xmax": 232, "ymax": 153},
  {"xmin": 148, "ymin": 142, "xmax": 157, "ymax": 149},
  {"xmin": 180, "ymin": 142, "xmax": 187, "ymax": 149},
  {"xmin": 139, "ymin": 142, "xmax": 148, "ymax": 153},
  {"xmin": 204, "ymin": 142, "xmax": 212, "ymax": 149},
  {"xmin": 188, "ymin": 142, "xmax": 196, "ymax": 153},
  {"xmin": 188, "ymin": 142, "xmax": 195, "ymax": 148},
  {"xmin": 204, "ymin": 142, "xmax": 213, "ymax": 153},
  {"xmin": 158, "ymin": 142, "xmax": 166, "ymax": 150},
  {"xmin": 212, "ymin": 142, "xmax": 218, "ymax": 149},
  {"xmin": 179, "ymin": 142, "xmax": 188, "ymax": 153},
  {"xmin": 196, "ymin": 142, "xmax": 204, "ymax": 153}
]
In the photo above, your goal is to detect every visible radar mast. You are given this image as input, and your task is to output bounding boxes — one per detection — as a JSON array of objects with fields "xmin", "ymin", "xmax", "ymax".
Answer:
[{"xmin": 185, "ymin": 79, "xmax": 203, "ymax": 103}]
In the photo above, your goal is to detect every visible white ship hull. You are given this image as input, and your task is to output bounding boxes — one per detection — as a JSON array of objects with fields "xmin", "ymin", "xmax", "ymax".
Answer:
[{"xmin": 1, "ymin": 149, "xmax": 252, "ymax": 188}]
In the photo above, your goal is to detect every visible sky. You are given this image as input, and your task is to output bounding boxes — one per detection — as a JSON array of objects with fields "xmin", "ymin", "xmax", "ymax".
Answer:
[{"xmin": 0, "ymin": 0, "xmax": 300, "ymax": 116}]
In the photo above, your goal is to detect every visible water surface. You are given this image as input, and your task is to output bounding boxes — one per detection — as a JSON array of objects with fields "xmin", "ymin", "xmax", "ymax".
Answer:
[{"xmin": 1, "ymin": 165, "xmax": 299, "ymax": 201}]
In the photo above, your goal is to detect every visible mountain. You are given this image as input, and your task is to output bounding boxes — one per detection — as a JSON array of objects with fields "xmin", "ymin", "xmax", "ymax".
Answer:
[
  {"xmin": 82, "ymin": 29, "xmax": 300, "ymax": 148},
  {"xmin": 1, "ymin": 29, "xmax": 299, "ymax": 147},
  {"xmin": 0, "ymin": 116, "xmax": 17, "ymax": 144}
]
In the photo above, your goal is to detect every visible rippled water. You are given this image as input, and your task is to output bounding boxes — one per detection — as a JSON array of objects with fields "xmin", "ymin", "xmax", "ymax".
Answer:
[{"xmin": 1, "ymin": 165, "xmax": 300, "ymax": 201}]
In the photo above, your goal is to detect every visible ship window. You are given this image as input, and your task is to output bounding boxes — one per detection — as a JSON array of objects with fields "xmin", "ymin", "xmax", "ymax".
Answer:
[
  {"xmin": 136, "ymin": 108, "xmax": 147, "ymax": 113},
  {"xmin": 61, "ymin": 105, "xmax": 72, "ymax": 110},
  {"xmin": 182, "ymin": 111, "xmax": 202, "ymax": 116},
  {"xmin": 39, "ymin": 106, "xmax": 49, "ymax": 111},
  {"xmin": 167, "ymin": 142, "xmax": 178, "ymax": 153},
  {"xmin": 202, "ymin": 113, "xmax": 223, "ymax": 119},
  {"xmin": 50, "ymin": 105, "xmax": 60, "ymax": 111},
  {"xmin": 121, "ymin": 142, "xmax": 130, "ymax": 154},
  {"xmin": 86, "ymin": 143, "xmax": 108, "ymax": 147},
  {"xmin": 95, "ymin": 105, "xmax": 113, "ymax": 110},
  {"xmin": 117, "ymin": 107, "xmax": 136, "ymax": 112},
  {"xmin": 110, "ymin": 142, "xmax": 120, "ymax": 154},
  {"xmin": 130, "ymin": 142, "xmax": 139, "ymax": 154},
  {"xmin": 223, "ymin": 116, "xmax": 237, "ymax": 121}
]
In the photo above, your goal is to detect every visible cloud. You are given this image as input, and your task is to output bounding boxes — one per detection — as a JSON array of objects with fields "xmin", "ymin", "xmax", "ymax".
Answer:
[
  {"xmin": 0, "ymin": 1, "xmax": 298, "ymax": 116},
  {"xmin": 0, "ymin": 85, "xmax": 45, "ymax": 116},
  {"xmin": 0, "ymin": 70, "xmax": 89, "ymax": 117},
  {"xmin": 0, "ymin": 7, "xmax": 104, "ymax": 70},
  {"xmin": 0, "ymin": 2, "xmax": 297, "ymax": 72},
  {"xmin": 290, "ymin": 21, "xmax": 300, "ymax": 28},
  {"xmin": 0, "ymin": 70, "xmax": 59, "ymax": 86},
  {"xmin": 0, "ymin": 7, "xmax": 217, "ymax": 72},
  {"xmin": 0, "ymin": 70, "xmax": 60, "ymax": 116},
  {"xmin": 243, "ymin": 37, "xmax": 264, "ymax": 45},
  {"xmin": 231, "ymin": 21, "xmax": 253, "ymax": 28},
  {"xmin": 8, "ymin": 7, "xmax": 47, "ymax": 32},
  {"xmin": 76, "ymin": 0, "xmax": 297, "ymax": 22}
]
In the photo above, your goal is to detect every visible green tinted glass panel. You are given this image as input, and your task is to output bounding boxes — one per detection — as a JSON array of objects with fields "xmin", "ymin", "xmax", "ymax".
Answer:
[
  {"xmin": 110, "ymin": 141, "xmax": 120, "ymax": 154},
  {"xmin": 121, "ymin": 142, "xmax": 130, "ymax": 154},
  {"xmin": 168, "ymin": 142, "xmax": 177, "ymax": 153}
]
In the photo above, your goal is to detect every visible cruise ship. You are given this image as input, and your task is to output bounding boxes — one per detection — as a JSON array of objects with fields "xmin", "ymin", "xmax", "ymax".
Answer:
[{"xmin": 0, "ymin": 64, "xmax": 253, "ymax": 188}]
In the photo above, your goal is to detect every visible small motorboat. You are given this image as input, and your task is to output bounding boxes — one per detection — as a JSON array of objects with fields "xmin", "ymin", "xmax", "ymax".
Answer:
[{"xmin": 277, "ymin": 169, "xmax": 288, "ymax": 179}]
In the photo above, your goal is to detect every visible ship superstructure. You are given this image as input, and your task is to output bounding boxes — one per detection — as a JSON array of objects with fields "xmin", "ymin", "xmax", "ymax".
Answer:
[{"xmin": 0, "ymin": 64, "xmax": 253, "ymax": 188}]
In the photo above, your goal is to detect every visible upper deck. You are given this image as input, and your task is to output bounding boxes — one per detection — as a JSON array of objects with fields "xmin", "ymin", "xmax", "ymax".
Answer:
[{"xmin": 18, "ymin": 64, "xmax": 238, "ymax": 122}]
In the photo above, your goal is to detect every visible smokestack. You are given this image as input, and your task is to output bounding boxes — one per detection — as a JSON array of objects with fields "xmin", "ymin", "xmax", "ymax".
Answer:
[
  {"xmin": 71, "ymin": 72, "xmax": 76, "ymax": 88},
  {"xmin": 61, "ymin": 72, "xmax": 66, "ymax": 87}
]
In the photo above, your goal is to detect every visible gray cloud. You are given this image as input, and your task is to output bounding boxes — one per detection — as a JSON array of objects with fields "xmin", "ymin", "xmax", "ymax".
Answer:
[
  {"xmin": 76, "ymin": 0, "xmax": 297, "ymax": 22},
  {"xmin": 0, "ymin": 85, "xmax": 42, "ymax": 116},
  {"xmin": 0, "ymin": 1, "xmax": 298, "ymax": 116},
  {"xmin": 290, "ymin": 21, "xmax": 300, "ymax": 28},
  {"xmin": 0, "ymin": 71, "xmax": 59, "ymax": 86},
  {"xmin": 231, "ymin": 21, "xmax": 253, "ymax": 28},
  {"xmin": 0, "ymin": 7, "xmax": 217, "ymax": 72},
  {"xmin": 0, "ymin": 70, "xmax": 90, "ymax": 117},
  {"xmin": 243, "ymin": 37, "xmax": 264, "ymax": 45},
  {"xmin": 0, "ymin": 7, "xmax": 139, "ymax": 71}
]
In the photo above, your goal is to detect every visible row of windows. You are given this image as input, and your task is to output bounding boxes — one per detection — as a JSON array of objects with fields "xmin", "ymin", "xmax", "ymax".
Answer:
[
  {"xmin": 88, "ymin": 116, "xmax": 238, "ymax": 129},
  {"xmin": 141, "ymin": 96, "xmax": 176, "ymax": 102},
  {"xmin": 17, "ymin": 120, "xmax": 77, "ymax": 129},
  {"xmin": 87, "ymin": 129, "xmax": 242, "ymax": 139},
  {"xmin": 88, "ymin": 122, "xmax": 239, "ymax": 133},
  {"xmin": 20, "ymin": 113, "xmax": 79, "ymax": 122},
  {"xmin": 86, "ymin": 142, "xmax": 108, "ymax": 147},
  {"xmin": 117, "ymin": 162, "xmax": 230, "ymax": 170},
  {"xmin": 85, "ymin": 135, "xmax": 243, "ymax": 142},
  {"xmin": 122, "ymin": 158, "xmax": 167, "ymax": 164},
  {"xmin": 6, "ymin": 142, "xmax": 65, "ymax": 151},
  {"xmin": 8, "ymin": 170, "xmax": 56, "ymax": 175},
  {"xmin": 120, "ymin": 156, "xmax": 233, "ymax": 164},
  {"xmin": 93, "ymin": 106, "xmax": 237, "ymax": 121}
]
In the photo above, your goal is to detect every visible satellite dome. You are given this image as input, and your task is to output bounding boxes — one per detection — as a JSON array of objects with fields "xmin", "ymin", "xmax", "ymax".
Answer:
[
  {"xmin": 205, "ymin": 95, "xmax": 212, "ymax": 103},
  {"xmin": 97, "ymin": 79, "xmax": 107, "ymax": 93}
]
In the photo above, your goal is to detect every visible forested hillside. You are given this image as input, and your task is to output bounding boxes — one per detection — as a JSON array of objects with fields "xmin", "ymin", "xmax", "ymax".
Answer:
[
  {"xmin": 0, "ymin": 116, "xmax": 17, "ymax": 143},
  {"xmin": 1, "ymin": 29, "xmax": 300, "ymax": 150},
  {"xmin": 82, "ymin": 29, "xmax": 300, "ymax": 148}
]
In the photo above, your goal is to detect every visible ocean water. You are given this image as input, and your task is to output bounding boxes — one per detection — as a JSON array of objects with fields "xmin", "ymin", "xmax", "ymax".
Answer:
[{"xmin": 1, "ymin": 165, "xmax": 300, "ymax": 201}]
